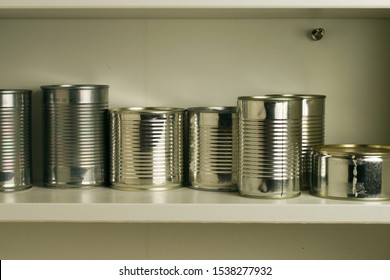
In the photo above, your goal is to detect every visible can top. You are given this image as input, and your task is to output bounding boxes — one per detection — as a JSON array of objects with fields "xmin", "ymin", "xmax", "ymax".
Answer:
[
  {"xmin": 0, "ymin": 89, "xmax": 32, "ymax": 94},
  {"xmin": 111, "ymin": 107, "xmax": 185, "ymax": 114},
  {"xmin": 187, "ymin": 106, "xmax": 236, "ymax": 113},
  {"xmin": 266, "ymin": 93, "xmax": 326, "ymax": 99},
  {"xmin": 0, "ymin": 89, "xmax": 32, "ymax": 107},
  {"xmin": 41, "ymin": 84, "xmax": 109, "ymax": 90},
  {"xmin": 237, "ymin": 95, "xmax": 303, "ymax": 101},
  {"xmin": 312, "ymin": 144, "xmax": 390, "ymax": 157}
]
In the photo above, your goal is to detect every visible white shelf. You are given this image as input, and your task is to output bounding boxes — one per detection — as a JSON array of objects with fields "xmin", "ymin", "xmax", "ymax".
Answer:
[
  {"xmin": 0, "ymin": 1, "xmax": 389, "ymax": 18},
  {"xmin": 0, "ymin": 186, "xmax": 389, "ymax": 224}
]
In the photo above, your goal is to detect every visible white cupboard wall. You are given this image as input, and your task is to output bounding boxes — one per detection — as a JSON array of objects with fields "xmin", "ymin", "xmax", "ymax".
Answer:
[{"xmin": 0, "ymin": 3, "xmax": 390, "ymax": 259}]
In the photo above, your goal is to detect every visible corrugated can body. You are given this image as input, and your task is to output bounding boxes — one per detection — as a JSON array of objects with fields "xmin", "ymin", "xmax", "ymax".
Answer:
[
  {"xmin": 110, "ymin": 107, "xmax": 184, "ymax": 190},
  {"xmin": 267, "ymin": 94, "xmax": 326, "ymax": 190},
  {"xmin": 188, "ymin": 107, "xmax": 238, "ymax": 191},
  {"xmin": 300, "ymin": 95, "xmax": 326, "ymax": 190},
  {"xmin": 0, "ymin": 90, "xmax": 32, "ymax": 191},
  {"xmin": 237, "ymin": 96, "xmax": 302, "ymax": 198},
  {"xmin": 42, "ymin": 85, "xmax": 109, "ymax": 188},
  {"xmin": 311, "ymin": 144, "xmax": 390, "ymax": 200}
]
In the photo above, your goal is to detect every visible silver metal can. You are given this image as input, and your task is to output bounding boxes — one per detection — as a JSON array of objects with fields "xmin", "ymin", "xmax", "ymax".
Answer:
[
  {"xmin": 0, "ymin": 89, "xmax": 32, "ymax": 191},
  {"xmin": 110, "ymin": 107, "xmax": 184, "ymax": 190},
  {"xmin": 237, "ymin": 96, "xmax": 302, "ymax": 199},
  {"xmin": 188, "ymin": 107, "xmax": 238, "ymax": 191},
  {"xmin": 311, "ymin": 144, "xmax": 390, "ymax": 200},
  {"xmin": 267, "ymin": 94, "xmax": 326, "ymax": 190},
  {"xmin": 41, "ymin": 84, "xmax": 109, "ymax": 188}
]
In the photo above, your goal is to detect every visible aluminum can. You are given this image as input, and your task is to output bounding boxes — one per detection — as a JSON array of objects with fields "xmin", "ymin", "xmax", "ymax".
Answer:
[
  {"xmin": 188, "ymin": 107, "xmax": 238, "ymax": 191},
  {"xmin": 267, "ymin": 94, "xmax": 326, "ymax": 190},
  {"xmin": 110, "ymin": 107, "xmax": 184, "ymax": 190},
  {"xmin": 237, "ymin": 96, "xmax": 302, "ymax": 198},
  {"xmin": 0, "ymin": 89, "xmax": 32, "ymax": 191},
  {"xmin": 42, "ymin": 84, "xmax": 109, "ymax": 188},
  {"xmin": 311, "ymin": 144, "xmax": 390, "ymax": 200}
]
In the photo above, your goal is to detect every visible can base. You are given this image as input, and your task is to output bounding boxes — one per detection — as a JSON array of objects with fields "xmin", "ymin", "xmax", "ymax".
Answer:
[
  {"xmin": 0, "ymin": 185, "xmax": 32, "ymax": 192},
  {"xmin": 189, "ymin": 184, "xmax": 238, "ymax": 192},
  {"xmin": 310, "ymin": 191, "xmax": 390, "ymax": 201},
  {"xmin": 239, "ymin": 191, "xmax": 301, "ymax": 199},
  {"xmin": 111, "ymin": 183, "xmax": 182, "ymax": 191},
  {"xmin": 43, "ymin": 183, "xmax": 106, "ymax": 189}
]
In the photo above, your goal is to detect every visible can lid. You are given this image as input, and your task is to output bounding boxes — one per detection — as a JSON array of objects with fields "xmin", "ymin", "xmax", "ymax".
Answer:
[
  {"xmin": 187, "ymin": 106, "xmax": 236, "ymax": 113},
  {"xmin": 237, "ymin": 95, "xmax": 302, "ymax": 101},
  {"xmin": 0, "ymin": 89, "xmax": 32, "ymax": 94},
  {"xmin": 313, "ymin": 144, "xmax": 390, "ymax": 156},
  {"xmin": 110, "ymin": 107, "xmax": 185, "ymax": 114},
  {"xmin": 41, "ymin": 84, "xmax": 109, "ymax": 90},
  {"xmin": 266, "ymin": 93, "xmax": 326, "ymax": 99}
]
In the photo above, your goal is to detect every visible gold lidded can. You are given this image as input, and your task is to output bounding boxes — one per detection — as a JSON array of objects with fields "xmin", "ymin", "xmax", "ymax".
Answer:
[
  {"xmin": 311, "ymin": 144, "xmax": 390, "ymax": 200},
  {"xmin": 188, "ymin": 106, "xmax": 238, "ymax": 191},
  {"xmin": 237, "ymin": 96, "xmax": 302, "ymax": 199},
  {"xmin": 110, "ymin": 107, "xmax": 184, "ymax": 190}
]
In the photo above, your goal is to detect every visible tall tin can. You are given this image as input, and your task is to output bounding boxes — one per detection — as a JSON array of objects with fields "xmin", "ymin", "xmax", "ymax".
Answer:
[
  {"xmin": 110, "ymin": 107, "xmax": 184, "ymax": 190},
  {"xmin": 42, "ymin": 84, "xmax": 109, "ymax": 188},
  {"xmin": 0, "ymin": 89, "xmax": 32, "ymax": 191},
  {"xmin": 188, "ymin": 107, "xmax": 238, "ymax": 191},
  {"xmin": 267, "ymin": 94, "xmax": 326, "ymax": 190},
  {"xmin": 237, "ymin": 96, "xmax": 302, "ymax": 199}
]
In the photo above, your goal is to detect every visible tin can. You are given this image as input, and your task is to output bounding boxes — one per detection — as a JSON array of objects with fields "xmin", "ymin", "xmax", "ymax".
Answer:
[
  {"xmin": 41, "ymin": 84, "xmax": 109, "ymax": 188},
  {"xmin": 267, "ymin": 94, "xmax": 326, "ymax": 190},
  {"xmin": 311, "ymin": 144, "xmax": 390, "ymax": 200},
  {"xmin": 110, "ymin": 107, "xmax": 184, "ymax": 190},
  {"xmin": 0, "ymin": 89, "xmax": 32, "ymax": 191},
  {"xmin": 237, "ymin": 96, "xmax": 302, "ymax": 199},
  {"xmin": 188, "ymin": 107, "xmax": 238, "ymax": 191}
]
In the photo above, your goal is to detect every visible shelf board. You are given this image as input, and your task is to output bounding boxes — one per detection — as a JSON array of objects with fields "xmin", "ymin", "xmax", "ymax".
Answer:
[
  {"xmin": 0, "ymin": 186, "xmax": 389, "ymax": 224},
  {"xmin": 0, "ymin": 1, "xmax": 389, "ymax": 18}
]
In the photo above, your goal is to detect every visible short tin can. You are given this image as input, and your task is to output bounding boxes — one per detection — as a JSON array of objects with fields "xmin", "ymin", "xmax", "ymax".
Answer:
[
  {"xmin": 311, "ymin": 144, "xmax": 390, "ymax": 200},
  {"xmin": 0, "ymin": 89, "xmax": 32, "ymax": 191},
  {"xmin": 237, "ymin": 96, "xmax": 302, "ymax": 199},
  {"xmin": 188, "ymin": 107, "xmax": 238, "ymax": 191},
  {"xmin": 41, "ymin": 84, "xmax": 109, "ymax": 188},
  {"xmin": 267, "ymin": 94, "xmax": 326, "ymax": 190},
  {"xmin": 110, "ymin": 107, "xmax": 184, "ymax": 190}
]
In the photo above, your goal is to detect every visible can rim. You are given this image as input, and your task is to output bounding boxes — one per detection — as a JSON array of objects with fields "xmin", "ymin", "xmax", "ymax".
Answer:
[
  {"xmin": 237, "ymin": 95, "xmax": 303, "ymax": 101},
  {"xmin": 41, "ymin": 84, "xmax": 109, "ymax": 90},
  {"xmin": 312, "ymin": 144, "xmax": 390, "ymax": 157},
  {"xmin": 187, "ymin": 106, "xmax": 236, "ymax": 113},
  {"xmin": 0, "ymin": 89, "xmax": 32, "ymax": 94},
  {"xmin": 266, "ymin": 93, "xmax": 326, "ymax": 99},
  {"xmin": 110, "ymin": 107, "xmax": 185, "ymax": 114}
]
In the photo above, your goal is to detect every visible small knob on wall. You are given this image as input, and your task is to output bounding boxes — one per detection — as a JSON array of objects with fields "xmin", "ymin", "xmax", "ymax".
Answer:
[{"xmin": 311, "ymin": 28, "xmax": 325, "ymax": 41}]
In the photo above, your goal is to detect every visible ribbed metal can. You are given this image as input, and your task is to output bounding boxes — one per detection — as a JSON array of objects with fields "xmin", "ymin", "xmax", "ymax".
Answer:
[
  {"xmin": 0, "ymin": 89, "xmax": 32, "ymax": 191},
  {"xmin": 188, "ymin": 107, "xmax": 238, "ymax": 191},
  {"xmin": 267, "ymin": 94, "xmax": 326, "ymax": 190},
  {"xmin": 41, "ymin": 84, "xmax": 109, "ymax": 188},
  {"xmin": 110, "ymin": 107, "xmax": 184, "ymax": 190},
  {"xmin": 237, "ymin": 96, "xmax": 302, "ymax": 199}
]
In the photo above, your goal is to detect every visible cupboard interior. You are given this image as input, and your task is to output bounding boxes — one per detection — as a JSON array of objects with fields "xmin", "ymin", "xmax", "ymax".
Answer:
[{"xmin": 0, "ymin": 17, "xmax": 389, "ymax": 259}]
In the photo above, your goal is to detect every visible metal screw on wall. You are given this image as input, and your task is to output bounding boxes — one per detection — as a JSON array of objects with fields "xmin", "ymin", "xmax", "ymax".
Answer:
[{"xmin": 311, "ymin": 28, "xmax": 325, "ymax": 41}]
